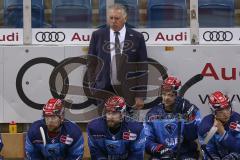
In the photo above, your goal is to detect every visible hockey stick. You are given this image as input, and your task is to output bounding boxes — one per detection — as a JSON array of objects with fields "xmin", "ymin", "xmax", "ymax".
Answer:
[
  {"xmin": 201, "ymin": 144, "xmax": 214, "ymax": 160},
  {"xmin": 176, "ymin": 114, "xmax": 182, "ymax": 160},
  {"xmin": 40, "ymin": 127, "xmax": 46, "ymax": 146},
  {"xmin": 40, "ymin": 127, "xmax": 52, "ymax": 160},
  {"xmin": 204, "ymin": 126, "xmax": 218, "ymax": 145},
  {"xmin": 178, "ymin": 74, "xmax": 215, "ymax": 160},
  {"xmin": 179, "ymin": 74, "xmax": 204, "ymax": 97},
  {"xmin": 200, "ymin": 126, "xmax": 217, "ymax": 160},
  {"xmin": 147, "ymin": 58, "xmax": 168, "ymax": 80},
  {"xmin": 175, "ymin": 74, "xmax": 203, "ymax": 159}
]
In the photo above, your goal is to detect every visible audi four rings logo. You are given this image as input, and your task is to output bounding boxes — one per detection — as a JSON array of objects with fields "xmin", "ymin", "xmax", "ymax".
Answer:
[
  {"xmin": 16, "ymin": 56, "xmax": 203, "ymax": 111},
  {"xmin": 203, "ymin": 31, "xmax": 233, "ymax": 41},
  {"xmin": 35, "ymin": 32, "xmax": 66, "ymax": 42}
]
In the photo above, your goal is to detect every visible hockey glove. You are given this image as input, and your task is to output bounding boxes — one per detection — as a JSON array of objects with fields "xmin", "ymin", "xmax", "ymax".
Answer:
[
  {"xmin": 154, "ymin": 144, "xmax": 174, "ymax": 157},
  {"xmin": 222, "ymin": 152, "xmax": 240, "ymax": 160}
]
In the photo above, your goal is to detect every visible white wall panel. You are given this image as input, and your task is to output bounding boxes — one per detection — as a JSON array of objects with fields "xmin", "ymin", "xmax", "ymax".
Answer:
[
  {"xmin": 0, "ymin": 47, "xmax": 4, "ymax": 122},
  {"xmin": 1, "ymin": 45, "xmax": 240, "ymax": 122},
  {"xmin": 148, "ymin": 45, "xmax": 240, "ymax": 116},
  {"xmin": 3, "ymin": 46, "xmax": 64, "ymax": 122},
  {"xmin": 63, "ymin": 46, "xmax": 98, "ymax": 122}
]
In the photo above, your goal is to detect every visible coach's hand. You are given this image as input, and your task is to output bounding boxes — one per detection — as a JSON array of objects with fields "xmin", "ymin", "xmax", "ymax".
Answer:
[{"xmin": 134, "ymin": 97, "xmax": 144, "ymax": 110}]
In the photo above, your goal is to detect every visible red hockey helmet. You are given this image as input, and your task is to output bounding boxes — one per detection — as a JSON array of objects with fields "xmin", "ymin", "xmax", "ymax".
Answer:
[
  {"xmin": 105, "ymin": 96, "xmax": 126, "ymax": 113},
  {"xmin": 161, "ymin": 76, "xmax": 181, "ymax": 92},
  {"xmin": 209, "ymin": 91, "xmax": 230, "ymax": 111},
  {"xmin": 43, "ymin": 98, "xmax": 65, "ymax": 116}
]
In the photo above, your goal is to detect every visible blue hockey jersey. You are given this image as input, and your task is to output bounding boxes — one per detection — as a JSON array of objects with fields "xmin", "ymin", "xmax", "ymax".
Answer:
[
  {"xmin": 0, "ymin": 134, "xmax": 3, "ymax": 160},
  {"xmin": 0, "ymin": 134, "xmax": 3, "ymax": 152},
  {"xmin": 144, "ymin": 97, "xmax": 201, "ymax": 159},
  {"xmin": 25, "ymin": 119, "xmax": 84, "ymax": 160},
  {"xmin": 198, "ymin": 112, "xmax": 240, "ymax": 160},
  {"xmin": 87, "ymin": 116, "xmax": 146, "ymax": 160}
]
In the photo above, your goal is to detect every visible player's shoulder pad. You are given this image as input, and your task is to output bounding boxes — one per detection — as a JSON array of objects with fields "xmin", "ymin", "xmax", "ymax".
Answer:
[
  {"xmin": 27, "ymin": 119, "xmax": 45, "ymax": 139},
  {"xmin": 87, "ymin": 117, "xmax": 106, "ymax": 135},
  {"xmin": 176, "ymin": 97, "xmax": 199, "ymax": 113},
  {"xmin": 62, "ymin": 119, "xmax": 83, "ymax": 138},
  {"xmin": 123, "ymin": 117, "xmax": 143, "ymax": 135},
  {"xmin": 198, "ymin": 114, "xmax": 214, "ymax": 136},
  {"xmin": 229, "ymin": 111, "xmax": 240, "ymax": 122},
  {"xmin": 146, "ymin": 104, "xmax": 164, "ymax": 120}
]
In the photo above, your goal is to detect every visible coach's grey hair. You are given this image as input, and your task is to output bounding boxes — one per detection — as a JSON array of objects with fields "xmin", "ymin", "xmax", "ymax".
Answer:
[{"xmin": 108, "ymin": 3, "xmax": 127, "ymax": 18}]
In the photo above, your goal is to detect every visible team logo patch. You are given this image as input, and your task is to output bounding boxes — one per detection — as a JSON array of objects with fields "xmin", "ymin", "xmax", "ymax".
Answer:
[
  {"xmin": 60, "ymin": 135, "xmax": 73, "ymax": 145},
  {"xmin": 123, "ymin": 131, "xmax": 137, "ymax": 140},
  {"xmin": 229, "ymin": 122, "xmax": 240, "ymax": 132},
  {"xmin": 165, "ymin": 123, "xmax": 177, "ymax": 135}
]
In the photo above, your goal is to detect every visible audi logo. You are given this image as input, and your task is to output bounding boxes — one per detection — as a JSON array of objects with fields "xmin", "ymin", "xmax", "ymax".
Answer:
[
  {"xmin": 35, "ymin": 32, "xmax": 66, "ymax": 42},
  {"xmin": 203, "ymin": 31, "xmax": 233, "ymax": 42},
  {"xmin": 16, "ymin": 56, "xmax": 166, "ymax": 110},
  {"xmin": 141, "ymin": 31, "xmax": 149, "ymax": 42}
]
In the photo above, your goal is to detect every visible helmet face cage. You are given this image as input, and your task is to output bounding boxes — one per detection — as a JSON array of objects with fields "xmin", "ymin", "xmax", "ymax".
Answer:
[
  {"xmin": 104, "ymin": 96, "xmax": 126, "ymax": 113},
  {"xmin": 209, "ymin": 91, "xmax": 231, "ymax": 113},
  {"xmin": 161, "ymin": 76, "xmax": 181, "ymax": 93},
  {"xmin": 43, "ymin": 98, "xmax": 65, "ymax": 117}
]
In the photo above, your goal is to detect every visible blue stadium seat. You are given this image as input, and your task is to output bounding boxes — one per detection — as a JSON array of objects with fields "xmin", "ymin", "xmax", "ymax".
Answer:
[
  {"xmin": 99, "ymin": 0, "xmax": 139, "ymax": 27},
  {"xmin": 199, "ymin": 0, "xmax": 235, "ymax": 27},
  {"xmin": 52, "ymin": 0, "xmax": 92, "ymax": 28},
  {"xmin": 147, "ymin": 0, "xmax": 187, "ymax": 28},
  {"xmin": 4, "ymin": 0, "xmax": 44, "ymax": 28}
]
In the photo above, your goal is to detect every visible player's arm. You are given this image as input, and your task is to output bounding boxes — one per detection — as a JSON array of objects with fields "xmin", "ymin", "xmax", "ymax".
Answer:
[
  {"xmin": 198, "ymin": 124, "xmax": 221, "ymax": 159},
  {"xmin": 184, "ymin": 104, "xmax": 201, "ymax": 123},
  {"xmin": 87, "ymin": 127, "xmax": 107, "ymax": 160},
  {"xmin": 184, "ymin": 104, "xmax": 201, "ymax": 141},
  {"xmin": 66, "ymin": 128, "xmax": 84, "ymax": 160},
  {"xmin": 25, "ymin": 132, "xmax": 44, "ymax": 160},
  {"xmin": 0, "ymin": 134, "xmax": 3, "ymax": 151},
  {"xmin": 144, "ymin": 121, "xmax": 172, "ymax": 158},
  {"xmin": 204, "ymin": 138, "xmax": 221, "ymax": 159},
  {"xmin": 218, "ymin": 127, "xmax": 240, "ymax": 153},
  {"xmin": 222, "ymin": 152, "xmax": 240, "ymax": 159},
  {"xmin": 128, "ymin": 128, "xmax": 145, "ymax": 160}
]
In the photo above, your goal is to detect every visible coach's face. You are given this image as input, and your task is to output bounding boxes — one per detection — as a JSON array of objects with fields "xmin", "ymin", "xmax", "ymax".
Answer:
[{"xmin": 107, "ymin": 8, "xmax": 126, "ymax": 32}]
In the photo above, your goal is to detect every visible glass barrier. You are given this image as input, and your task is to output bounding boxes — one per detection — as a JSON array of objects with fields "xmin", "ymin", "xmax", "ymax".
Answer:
[
  {"xmin": 1, "ymin": 0, "xmax": 24, "ymax": 28},
  {"xmin": 2, "ymin": 0, "xmax": 240, "ymax": 29},
  {"xmin": 0, "ymin": 0, "xmax": 3, "ymax": 27},
  {"xmin": 32, "ymin": 0, "xmax": 240, "ymax": 29},
  {"xmin": 198, "ymin": 0, "xmax": 235, "ymax": 28},
  {"xmin": 145, "ymin": 0, "xmax": 190, "ymax": 28},
  {"xmin": 1, "ymin": 0, "xmax": 240, "ymax": 45},
  {"xmin": 45, "ymin": 0, "xmax": 141, "ymax": 28}
]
